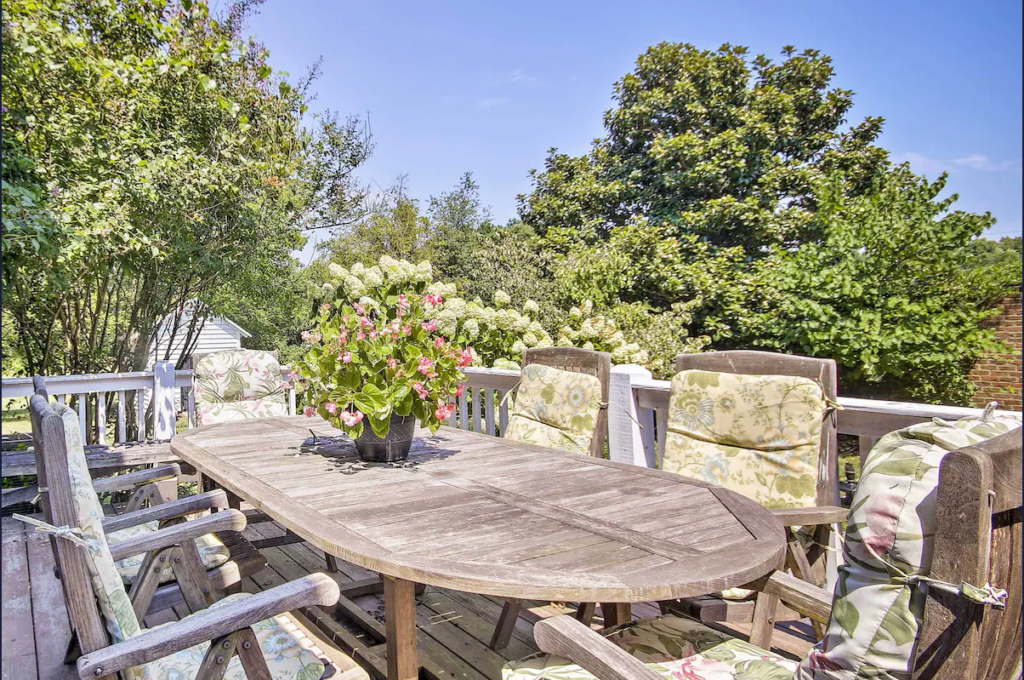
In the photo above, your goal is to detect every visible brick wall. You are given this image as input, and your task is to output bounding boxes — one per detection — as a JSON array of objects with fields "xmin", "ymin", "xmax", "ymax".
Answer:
[{"xmin": 969, "ymin": 290, "xmax": 1023, "ymax": 411}]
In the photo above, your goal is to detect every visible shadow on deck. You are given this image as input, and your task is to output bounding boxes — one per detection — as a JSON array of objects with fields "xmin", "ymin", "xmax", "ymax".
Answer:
[{"xmin": 2, "ymin": 515, "xmax": 813, "ymax": 679}]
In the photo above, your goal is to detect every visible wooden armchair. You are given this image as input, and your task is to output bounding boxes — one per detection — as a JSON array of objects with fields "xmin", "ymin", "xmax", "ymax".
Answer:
[
  {"xmin": 661, "ymin": 351, "xmax": 845, "ymax": 631},
  {"xmin": 516, "ymin": 426, "xmax": 1023, "ymax": 680},
  {"xmin": 29, "ymin": 377, "xmax": 266, "ymax": 621},
  {"xmin": 27, "ymin": 393, "xmax": 366, "ymax": 680},
  {"xmin": 488, "ymin": 347, "xmax": 612, "ymax": 650}
]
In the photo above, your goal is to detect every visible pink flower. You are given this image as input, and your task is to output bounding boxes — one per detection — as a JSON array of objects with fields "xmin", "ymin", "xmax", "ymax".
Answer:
[
  {"xmin": 455, "ymin": 384, "xmax": 465, "ymax": 397},
  {"xmin": 369, "ymin": 329, "xmax": 378, "ymax": 339},
  {"xmin": 434, "ymin": 404, "xmax": 455, "ymax": 420},
  {"xmin": 398, "ymin": 294, "xmax": 410, "ymax": 308},
  {"xmin": 418, "ymin": 356, "xmax": 433, "ymax": 375},
  {"xmin": 457, "ymin": 347, "xmax": 475, "ymax": 368},
  {"xmin": 303, "ymin": 406, "xmax": 316, "ymax": 418},
  {"xmin": 280, "ymin": 381, "xmax": 291, "ymax": 390},
  {"xmin": 413, "ymin": 382, "xmax": 429, "ymax": 400},
  {"xmin": 360, "ymin": 316, "xmax": 373, "ymax": 328},
  {"xmin": 324, "ymin": 402, "xmax": 338, "ymax": 415},
  {"xmin": 424, "ymin": 294, "xmax": 444, "ymax": 307},
  {"xmin": 671, "ymin": 658, "xmax": 734, "ymax": 680},
  {"xmin": 357, "ymin": 332, "xmax": 366, "ymax": 341},
  {"xmin": 340, "ymin": 352, "xmax": 353, "ymax": 363},
  {"xmin": 402, "ymin": 326, "xmax": 412, "ymax": 336},
  {"xmin": 397, "ymin": 308, "xmax": 406, "ymax": 317},
  {"xmin": 353, "ymin": 303, "xmax": 365, "ymax": 315},
  {"xmin": 434, "ymin": 336, "xmax": 445, "ymax": 349},
  {"xmin": 320, "ymin": 303, "xmax": 331, "ymax": 313},
  {"xmin": 340, "ymin": 410, "xmax": 364, "ymax": 427},
  {"xmin": 396, "ymin": 369, "xmax": 405, "ymax": 378},
  {"xmin": 421, "ymin": 320, "xmax": 436, "ymax": 332},
  {"xmin": 387, "ymin": 357, "xmax": 398, "ymax": 370}
]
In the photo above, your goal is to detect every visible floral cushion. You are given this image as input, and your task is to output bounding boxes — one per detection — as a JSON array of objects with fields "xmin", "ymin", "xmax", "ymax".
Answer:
[
  {"xmin": 662, "ymin": 370, "xmax": 827, "ymax": 509},
  {"xmin": 504, "ymin": 363, "xmax": 604, "ymax": 455},
  {"xmin": 53, "ymin": 403, "xmax": 142, "ymax": 643},
  {"xmin": 504, "ymin": 615, "xmax": 798, "ymax": 679},
  {"xmin": 797, "ymin": 410, "xmax": 1022, "ymax": 679},
  {"xmin": 109, "ymin": 519, "xmax": 230, "ymax": 584},
  {"xmin": 194, "ymin": 350, "xmax": 289, "ymax": 425},
  {"xmin": 139, "ymin": 594, "xmax": 328, "ymax": 680}
]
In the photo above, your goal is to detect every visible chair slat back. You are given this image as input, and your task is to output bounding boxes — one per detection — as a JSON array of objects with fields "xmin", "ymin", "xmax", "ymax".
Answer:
[
  {"xmin": 522, "ymin": 348, "xmax": 612, "ymax": 458},
  {"xmin": 914, "ymin": 427, "xmax": 1022, "ymax": 679},
  {"xmin": 28, "ymin": 394, "xmax": 111, "ymax": 655},
  {"xmin": 674, "ymin": 350, "xmax": 839, "ymax": 506}
]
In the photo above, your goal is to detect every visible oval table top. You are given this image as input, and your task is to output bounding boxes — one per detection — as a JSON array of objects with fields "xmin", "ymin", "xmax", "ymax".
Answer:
[{"xmin": 171, "ymin": 416, "xmax": 786, "ymax": 603}]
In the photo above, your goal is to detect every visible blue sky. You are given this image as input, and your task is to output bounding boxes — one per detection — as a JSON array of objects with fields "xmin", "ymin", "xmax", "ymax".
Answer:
[{"xmin": 245, "ymin": 0, "xmax": 1022, "ymax": 260}]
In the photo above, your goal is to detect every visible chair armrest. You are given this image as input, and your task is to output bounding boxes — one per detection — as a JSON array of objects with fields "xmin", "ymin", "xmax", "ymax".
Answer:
[
  {"xmin": 770, "ymin": 505, "xmax": 848, "ymax": 527},
  {"xmin": 102, "ymin": 489, "xmax": 228, "ymax": 534},
  {"xmin": 91, "ymin": 464, "xmax": 181, "ymax": 494},
  {"xmin": 533, "ymin": 615, "xmax": 662, "ymax": 680},
  {"xmin": 747, "ymin": 570, "xmax": 833, "ymax": 625},
  {"xmin": 77, "ymin": 573, "xmax": 340, "ymax": 678},
  {"xmin": 108, "ymin": 509, "xmax": 246, "ymax": 561}
]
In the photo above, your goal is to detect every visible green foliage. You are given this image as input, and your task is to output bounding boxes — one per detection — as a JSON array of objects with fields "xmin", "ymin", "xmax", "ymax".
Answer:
[
  {"xmin": 742, "ymin": 171, "xmax": 1016, "ymax": 404},
  {"xmin": 517, "ymin": 42, "xmax": 1015, "ymax": 402},
  {"xmin": 1, "ymin": 0, "xmax": 368, "ymax": 374}
]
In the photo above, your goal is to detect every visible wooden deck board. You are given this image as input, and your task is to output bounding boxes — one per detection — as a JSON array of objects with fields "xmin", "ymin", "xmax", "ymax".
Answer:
[{"xmin": 2, "ymin": 514, "xmax": 813, "ymax": 679}]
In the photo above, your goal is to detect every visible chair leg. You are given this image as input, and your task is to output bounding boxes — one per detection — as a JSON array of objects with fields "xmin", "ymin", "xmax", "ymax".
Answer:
[
  {"xmin": 325, "ymin": 553, "xmax": 339, "ymax": 573},
  {"xmin": 490, "ymin": 599, "xmax": 522, "ymax": 650},
  {"xmin": 575, "ymin": 602, "xmax": 596, "ymax": 626},
  {"xmin": 601, "ymin": 603, "xmax": 631, "ymax": 629}
]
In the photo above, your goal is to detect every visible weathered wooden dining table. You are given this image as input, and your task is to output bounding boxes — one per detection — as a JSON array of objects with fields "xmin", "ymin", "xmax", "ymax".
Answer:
[{"xmin": 172, "ymin": 416, "xmax": 787, "ymax": 680}]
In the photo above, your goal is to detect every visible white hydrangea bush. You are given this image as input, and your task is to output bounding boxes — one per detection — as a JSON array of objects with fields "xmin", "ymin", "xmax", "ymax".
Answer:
[{"xmin": 317, "ymin": 256, "xmax": 651, "ymax": 370}]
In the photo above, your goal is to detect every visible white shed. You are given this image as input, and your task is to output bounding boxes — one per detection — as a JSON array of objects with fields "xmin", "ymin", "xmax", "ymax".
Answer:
[{"xmin": 148, "ymin": 310, "xmax": 252, "ymax": 370}]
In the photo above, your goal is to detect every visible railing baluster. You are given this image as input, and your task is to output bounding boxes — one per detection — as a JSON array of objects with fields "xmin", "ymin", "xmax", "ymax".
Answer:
[
  {"xmin": 77, "ymin": 394, "xmax": 87, "ymax": 441},
  {"xmin": 484, "ymin": 388, "xmax": 495, "ymax": 436},
  {"xmin": 136, "ymin": 389, "xmax": 145, "ymax": 442},
  {"xmin": 96, "ymin": 392, "xmax": 107, "ymax": 445},
  {"xmin": 57, "ymin": 394, "xmax": 65, "ymax": 405},
  {"xmin": 187, "ymin": 389, "xmax": 196, "ymax": 429},
  {"xmin": 655, "ymin": 406, "xmax": 668, "ymax": 469},
  {"xmin": 117, "ymin": 391, "xmax": 127, "ymax": 443},
  {"xmin": 458, "ymin": 389, "xmax": 469, "ymax": 430},
  {"xmin": 498, "ymin": 390, "xmax": 509, "ymax": 436},
  {"xmin": 288, "ymin": 387, "xmax": 296, "ymax": 416},
  {"xmin": 471, "ymin": 387, "xmax": 482, "ymax": 433}
]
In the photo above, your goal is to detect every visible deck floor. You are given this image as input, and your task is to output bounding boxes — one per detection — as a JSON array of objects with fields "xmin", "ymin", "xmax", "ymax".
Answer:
[{"xmin": 2, "ymin": 515, "xmax": 813, "ymax": 679}]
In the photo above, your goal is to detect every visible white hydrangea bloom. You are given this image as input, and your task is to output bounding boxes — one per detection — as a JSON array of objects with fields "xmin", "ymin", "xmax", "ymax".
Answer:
[
  {"xmin": 358, "ymin": 296, "xmax": 377, "ymax": 310},
  {"xmin": 523, "ymin": 299, "xmax": 539, "ymax": 315},
  {"xmin": 415, "ymin": 261, "xmax": 433, "ymax": 282},
  {"xmin": 579, "ymin": 319, "xmax": 598, "ymax": 340},
  {"xmin": 327, "ymin": 263, "xmax": 347, "ymax": 280},
  {"xmin": 363, "ymin": 266, "xmax": 384, "ymax": 287},
  {"xmin": 494, "ymin": 290, "xmax": 511, "ymax": 308},
  {"xmin": 522, "ymin": 332, "xmax": 539, "ymax": 347},
  {"xmin": 611, "ymin": 345, "xmax": 632, "ymax": 363},
  {"xmin": 351, "ymin": 262, "xmax": 366, "ymax": 277},
  {"xmin": 534, "ymin": 333, "xmax": 554, "ymax": 349},
  {"xmin": 379, "ymin": 255, "xmax": 401, "ymax": 280},
  {"xmin": 496, "ymin": 309, "xmax": 519, "ymax": 332},
  {"xmin": 321, "ymin": 282, "xmax": 335, "ymax": 296},
  {"xmin": 345, "ymin": 275, "xmax": 366, "ymax": 297},
  {"xmin": 582, "ymin": 341, "xmax": 595, "ymax": 350},
  {"xmin": 436, "ymin": 309, "xmax": 458, "ymax": 337},
  {"xmin": 528, "ymin": 320, "xmax": 544, "ymax": 335},
  {"xmin": 609, "ymin": 331, "xmax": 626, "ymax": 347},
  {"xmin": 493, "ymin": 358, "xmax": 521, "ymax": 371},
  {"xmin": 581, "ymin": 300, "xmax": 594, "ymax": 315},
  {"xmin": 463, "ymin": 318, "xmax": 480, "ymax": 339},
  {"xmin": 511, "ymin": 340, "xmax": 527, "ymax": 355},
  {"xmin": 569, "ymin": 307, "xmax": 582, "ymax": 320},
  {"xmin": 512, "ymin": 314, "xmax": 531, "ymax": 334},
  {"xmin": 556, "ymin": 335, "xmax": 574, "ymax": 348},
  {"xmin": 445, "ymin": 297, "xmax": 467, "ymax": 318}
]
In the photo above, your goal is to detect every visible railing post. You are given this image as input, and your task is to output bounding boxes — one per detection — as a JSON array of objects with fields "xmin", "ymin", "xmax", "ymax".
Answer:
[
  {"xmin": 608, "ymin": 364, "xmax": 656, "ymax": 468},
  {"xmin": 153, "ymin": 361, "xmax": 177, "ymax": 440}
]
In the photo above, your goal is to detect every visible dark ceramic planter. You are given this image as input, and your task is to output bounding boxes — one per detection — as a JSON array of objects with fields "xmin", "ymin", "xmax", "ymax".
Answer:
[{"xmin": 354, "ymin": 414, "xmax": 416, "ymax": 463}]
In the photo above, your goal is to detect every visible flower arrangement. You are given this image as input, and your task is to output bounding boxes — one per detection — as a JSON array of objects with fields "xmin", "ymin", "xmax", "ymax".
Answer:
[{"xmin": 296, "ymin": 258, "xmax": 473, "ymax": 440}]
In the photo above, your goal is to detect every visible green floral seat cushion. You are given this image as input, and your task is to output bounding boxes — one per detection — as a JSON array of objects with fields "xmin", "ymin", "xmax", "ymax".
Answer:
[
  {"xmin": 797, "ymin": 409, "xmax": 1022, "ymax": 679},
  {"xmin": 504, "ymin": 615, "xmax": 798, "ymax": 679},
  {"xmin": 504, "ymin": 364, "xmax": 603, "ymax": 455},
  {"xmin": 194, "ymin": 350, "xmax": 290, "ymax": 425},
  {"xmin": 662, "ymin": 370, "xmax": 827, "ymax": 509},
  {"xmin": 109, "ymin": 519, "xmax": 230, "ymax": 584},
  {"xmin": 139, "ymin": 594, "xmax": 327, "ymax": 680},
  {"xmin": 53, "ymin": 403, "xmax": 142, "ymax": 643}
]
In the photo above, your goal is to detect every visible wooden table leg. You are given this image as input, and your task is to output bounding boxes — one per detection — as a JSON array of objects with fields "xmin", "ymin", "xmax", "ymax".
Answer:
[
  {"xmin": 383, "ymin": 575, "xmax": 418, "ymax": 680},
  {"xmin": 489, "ymin": 599, "xmax": 521, "ymax": 650},
  {"xmin": 575, "ymin": 602, "xmax": 596, "ymax": 626},
  {"xmin": 600, "ymin": 602, "xmax": 631, "ymax": 629}
]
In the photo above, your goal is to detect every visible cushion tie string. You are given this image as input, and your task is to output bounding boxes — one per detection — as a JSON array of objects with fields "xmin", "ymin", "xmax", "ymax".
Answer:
[
  {"xmin": 12, "ymin": 513, "xmax": 92, "ymax": 551},
  {"xmin": 894, "ymin": 573, "xmax": 1008, "ymax": 610}
]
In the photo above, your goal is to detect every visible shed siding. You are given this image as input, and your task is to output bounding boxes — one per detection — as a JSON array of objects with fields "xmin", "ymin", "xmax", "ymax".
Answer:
[{"xmin": 149, "ymin": 317, "xmax": 242, "ymax": 369}]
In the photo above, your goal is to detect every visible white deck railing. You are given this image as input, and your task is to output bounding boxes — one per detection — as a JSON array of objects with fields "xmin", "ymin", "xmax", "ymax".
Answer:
[
  {"xmin": 1, "ymin": 362, "xmax": 298, "ymax": 445},
  {"xmin": 2, "ymin": 363, "xmax": 1018, "ymax": 466}
]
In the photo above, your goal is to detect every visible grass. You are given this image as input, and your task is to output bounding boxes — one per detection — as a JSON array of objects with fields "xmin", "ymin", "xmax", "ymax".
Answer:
[{"xmin": 1, "ymin": 408, "xmax": 32, "ymax": 436}]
